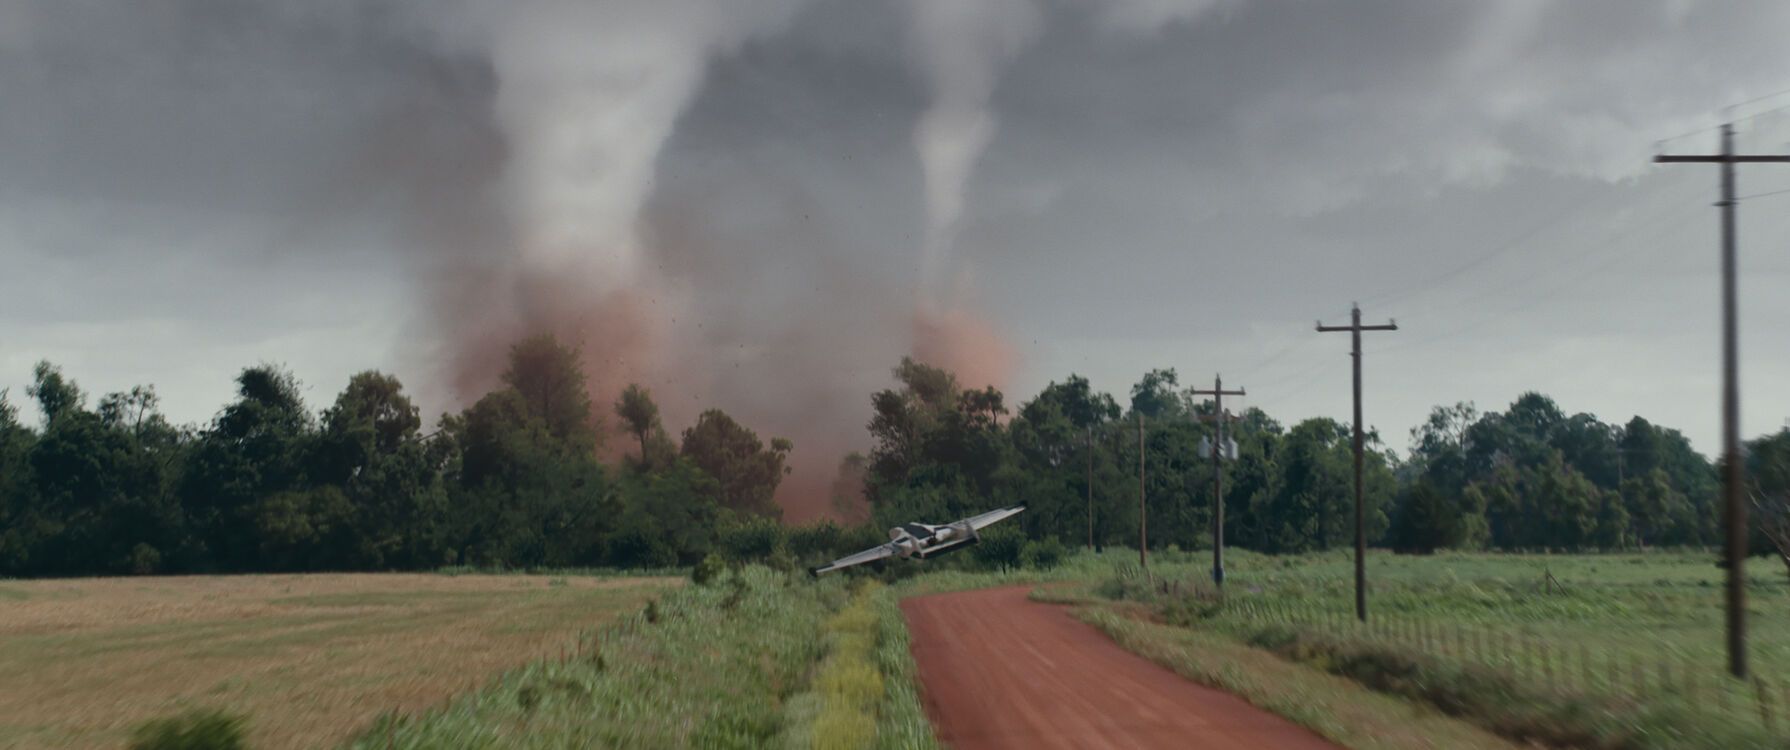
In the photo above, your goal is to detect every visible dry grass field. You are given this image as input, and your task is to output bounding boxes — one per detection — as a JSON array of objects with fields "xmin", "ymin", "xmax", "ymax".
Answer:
[{"xmin": 0, "ymin": 573, "xmax": 672, "ymax": 749}]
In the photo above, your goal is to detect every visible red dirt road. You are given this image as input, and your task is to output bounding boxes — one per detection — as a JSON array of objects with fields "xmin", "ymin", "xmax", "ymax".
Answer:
[{"xmin": 902, "ymin": 586, "xmax": 1337, "ymax": 750}]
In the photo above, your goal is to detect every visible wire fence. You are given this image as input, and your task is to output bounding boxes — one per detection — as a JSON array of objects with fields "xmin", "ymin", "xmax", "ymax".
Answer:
[{"xmin": 1209, "ymin": 591, "xmax": 1787, "ymax": 739}]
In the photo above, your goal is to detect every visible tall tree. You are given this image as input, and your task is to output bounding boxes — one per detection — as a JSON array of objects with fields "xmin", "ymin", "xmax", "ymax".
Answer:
[
  {"xmin": 0, "ymin": 391, "xmax": 38, "ymax": 573},
  {"xmin": 1128, "ymin": 368, "xmax": 1182, "ymax": 420},
  {"xmin": 182, "ymin": 365, "xmax": 316, "ymax": 569},
  {"xmin": 681, "ymin": 409, "xmax": 791, "ymax": 520},
  {"xmin": 313, "ymin": 371, "xmax": 447, "ymax": 568},
  {"xmin": 27, "ymin": 361, "xmax": 84, "ymax": 427},
  {"xmin": 503, "ymin": 334, "xmax": 598, "ymax": 452},
  {"xmin": 614, "ymin": 384, "xmax": 671, "ymax": 469}
]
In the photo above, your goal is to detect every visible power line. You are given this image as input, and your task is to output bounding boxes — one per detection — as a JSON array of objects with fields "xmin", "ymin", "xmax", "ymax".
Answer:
[
  {"xmin": 1726, "ymin": 85, "xmax": 1790, "ymax": 115},
  {"xmin": 1354, "ymin": 182, "xmax": 1608, "ymax": 310},
  {"xmin": 1739, "ymin": 187, "xmax": 1790, "ymax": 201},
  {"xmin": 1733, "ymin": 100, "xmax": 1790, "ymax": 128},
  {"xmin": 1237, "ymin": 308, "xmax": 1354, "ymax": 380},
  {"xmin": 1656, "ymin": 85, "xmax": 1790, "ymax": 149},
  {"xmin": 1366, "ymin": 178, "xmax": 1709, "ymax": 355}
]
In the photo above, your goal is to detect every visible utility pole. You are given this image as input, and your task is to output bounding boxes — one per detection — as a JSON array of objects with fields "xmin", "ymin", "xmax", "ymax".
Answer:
[
  {"xmin": 1655, "ymin": 123, "xmax": 1790, "ymax": 680},
  {"xmin": 1138, "ymin": 412, "xmax": 1148, "ymax": 571},
  {"xmin": 1087, "ymin": 425, "xmax": 1095, "ymax": 553},
  {"xmin": 1318, "ymin": 303, "xmax": 1397, "ymax": 622},
  {"xmin": 1191, "ymin": 374, "xmax": 1245, "ymax": 586}
]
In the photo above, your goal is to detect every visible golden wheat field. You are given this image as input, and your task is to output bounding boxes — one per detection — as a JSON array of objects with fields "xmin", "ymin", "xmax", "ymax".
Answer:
[{"xmin": 0, "ymin": 573, "xmax": 672, "ymax": 750}]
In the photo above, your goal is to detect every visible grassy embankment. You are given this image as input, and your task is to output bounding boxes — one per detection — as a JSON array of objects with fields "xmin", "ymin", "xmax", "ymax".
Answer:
[
  {"xmin": 0, "ymin": 572, "xmax": 668, "ymax": 750},
  {"xmin": 1058, "ymin": 547, "xmax": 1790, "ymax": 749},
  {"xmin": 351, "ymin": 565, "xmax": 945, "ymax": 750}
]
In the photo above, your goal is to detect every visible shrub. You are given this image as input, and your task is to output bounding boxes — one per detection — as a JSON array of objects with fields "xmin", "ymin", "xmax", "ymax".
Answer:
[
  {"xmin": 970, "ymin": 526, "xmax": 1024, "ymax": 572},
  {"xmin": 607, "ymin": 528, "xmax": 677, "ymax": 568},
  {"xmin": 1020, "ymin": 536, "xmax": 1068, "ymax": 570},
  {"xmin": 1156, "ymin": 579, "xmax": 1226, "ymax": 624},
  {"xmin": 692, "ymin": 553, "xmax": 725, "ymax": 586},
  {"xmin": 719, "ymin": 516, "xmax": 785, "ymax": 563},
  {"xmin": 788, "ymin": 521, "xmax": 844, "ymax": 561},
  {"xmin": 130, "ymin": 543, "xmax": 162, "ymax": 576},
  {"xmin": 129, "ymin": 709, "xmax": 246, "ymax": 750}
]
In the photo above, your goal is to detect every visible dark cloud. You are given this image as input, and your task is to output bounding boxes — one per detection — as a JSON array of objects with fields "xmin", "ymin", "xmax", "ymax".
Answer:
[{"xmin": 4, "ymin": 0, "xmax": 1790, "ymax": 472}]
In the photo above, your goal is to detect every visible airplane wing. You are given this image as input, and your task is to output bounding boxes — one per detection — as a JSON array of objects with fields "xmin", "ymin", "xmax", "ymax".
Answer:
[
  {"xmin": 963, "ymin": 504, "xmax": 1026, "ymax": 531},
  {"xmin": 810, "ymin": 543, "xmax": 897, "ymax": 576}
]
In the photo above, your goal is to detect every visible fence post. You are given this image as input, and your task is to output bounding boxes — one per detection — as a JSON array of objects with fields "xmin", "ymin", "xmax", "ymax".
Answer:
[
  {"xmin": 1589, "ymin": 644, "xmax": 1603, "ymax": 694},
  {"xmin": 1685, "ymin": 654, "xmax": 1700, "ymax": 710},
  {"xmin": 1541, "ymin": 639, "xmax": 1555, "ymax": 687},
  {"xmin": 1755, "ymin": 676, "xmax": 1776, "ymax": 734}
]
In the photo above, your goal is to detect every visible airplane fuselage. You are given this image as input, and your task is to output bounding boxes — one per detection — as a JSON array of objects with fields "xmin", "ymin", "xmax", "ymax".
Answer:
[{"xmin": 889, "ymin": 521, "xmax": 978, "ymax": 559}]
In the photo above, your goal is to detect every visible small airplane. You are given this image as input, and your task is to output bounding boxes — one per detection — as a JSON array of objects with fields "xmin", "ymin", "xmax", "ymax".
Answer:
[{"xmin": 810, "ymin": 504, "xmax": 1025, "ymax": 575}]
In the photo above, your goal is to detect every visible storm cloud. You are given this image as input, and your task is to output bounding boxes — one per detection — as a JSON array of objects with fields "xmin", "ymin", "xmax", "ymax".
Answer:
[{"xmin": 5, "ymin": 0, "xmax": 1790, "ymax": 519}]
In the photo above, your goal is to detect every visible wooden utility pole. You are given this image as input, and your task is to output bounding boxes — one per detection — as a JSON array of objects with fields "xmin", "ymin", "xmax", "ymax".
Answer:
[
  {"xmin": 1655, "ymin": 123, "xmax": 1790, "ymax": 680},
  {"xmin": 1190, "ymin": 374, "xmax": 1245, "ymax": 586},
  {"xmin": 1318, "ymin": 303, "xmax": 1397, "ymax": 622},
  {"xmin": 1138, "ymin": 412, "xmax": 1148, "ymax": 570}
]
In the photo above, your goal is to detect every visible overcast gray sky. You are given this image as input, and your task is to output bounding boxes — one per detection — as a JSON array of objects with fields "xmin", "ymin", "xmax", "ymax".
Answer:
[{"xmin": 6, "ymin": 0, "xmax": 1790, "ymax": 470}]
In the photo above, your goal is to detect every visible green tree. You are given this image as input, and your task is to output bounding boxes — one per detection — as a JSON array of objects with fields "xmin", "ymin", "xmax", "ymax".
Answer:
[
  {"xmin": 1527, "ymin": 452, "xmax": 1599, "ymax": 550},
  {"xmin": 313, "ymin": 371, "xmax": 448, "ymax": 568},
  {"xmin": 503, "ymin": 334, "xmax": 599, "ymax": 453},
  {"xmin": 612, "ymin": 458, "xmax": 723, "ymax": 566},
  {"xmin": 0, "ymin": 391, "xmax": 37, "ymax": 573},
  {"xmin": 680, "ymin": 409, "xmax": 791, "ymax": 520},
  {"xmin": 1128, "ymin": 368, "xmax": 1182, "ymax": 420},
  {"xmin": 448, "ymin": 385, "xmax": 616, "ymax": 567},
  {"xmin": 27, "ymin": 361, "xmax": 84, "ymax": 427},
  {"xmin": 1551, "ymin": 413, "xmax": 1622, "ymax": 489},
  {"xmin": 614, "ymin": 384, "xmax": 664, "ymax": 467},
  {"xmin": 1388, "ymin": 480, "xmax": 1460, "ymax": 554},
  {"xmin": 1006, "ymin": 376, "xmax": 1122, "ymax": 548},
  {"xmin": 181, "ymin": 365, "xmax": 315, "ymax": 569},
  {"xmin": 867, "ymin": 358, "xmax": 961, "ymax": 492},
  {"xmin": 21, "ymin": 370, "xmax": 189, "ymax": 574},
  {"xmin": 1621, "ymin": 469, "xmax": 1693, "ymax": 547}
]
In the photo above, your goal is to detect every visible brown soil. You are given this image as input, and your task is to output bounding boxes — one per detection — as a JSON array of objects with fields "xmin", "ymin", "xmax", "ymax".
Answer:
[{"xmin": 902, "ymin": 586, "xmax": 1338, "ymax": 749}]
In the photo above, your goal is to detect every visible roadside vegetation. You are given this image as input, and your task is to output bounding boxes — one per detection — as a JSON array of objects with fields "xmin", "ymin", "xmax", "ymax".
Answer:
[
  {"xmin": 1069, "ymin": 547, "xmax": 1790, "ymax": 749},
  {"xmin": 349, "ymin": 565, "xmax": 948, "ymax": 750}
]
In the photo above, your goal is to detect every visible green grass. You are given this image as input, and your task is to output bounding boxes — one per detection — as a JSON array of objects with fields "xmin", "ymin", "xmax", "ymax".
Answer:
[
  {"xmin": 129, "ymin": 708, "xmax": 247, "ymax": 750},
  {"xmin": 1067, "ymin": 546, "xmax": 1790, "ymax": 748},
  {"xmin": 809, "ymin": 584, "xmax": 883, "ymax": 749},
  {"xmin": 352, "ymin": 566, "xmax": 845, "ymax": 749},
  {"xmin": 1074, "ymin": 607, "xmax": 1520, "ymax": 749},
  {"xmin": 867, "ymin": 584, "xmax": 943, "ymax": 750},
  {"xmin": 350, "ymin": 567, "xmax": 957, "ymax": 750}
]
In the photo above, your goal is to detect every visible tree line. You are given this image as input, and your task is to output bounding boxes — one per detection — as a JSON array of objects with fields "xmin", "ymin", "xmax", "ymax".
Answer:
[
  {"xmin": 3, "ymin": 337, "xmax": 1787, "ymax": 578},
  {"xmin": 0, "ymin": 335, "xmax": 847, "ymax": 577},
  {"xmin": 863, "ymin": 359, "xmax": 1787, "ymax": 559}
]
